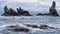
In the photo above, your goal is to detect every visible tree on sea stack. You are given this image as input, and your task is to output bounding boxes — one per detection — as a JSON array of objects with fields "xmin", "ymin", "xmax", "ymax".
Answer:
[{"xmin": 49, "ymin": 1, "xmax": 59, "ymax": 16}]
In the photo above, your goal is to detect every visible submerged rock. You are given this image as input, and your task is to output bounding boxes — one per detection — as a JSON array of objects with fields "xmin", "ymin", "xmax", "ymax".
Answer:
[
  {"xmin": 11, "ymin": 27, "xmax": 29, "ymax": 32},
  {"xmin": 3, "ymin": 24, "xmax": 58, "ymax": 33},
  {"xmin": 39, "ymin": 25, "xmax": 57, "ymax": 29},
  {"xmin": 39, "ymin": 25, "xmax": 49, "ymax": 29},
  {"xmin": 49, "ymin": 1, "xmax": 59, "ymax": 16},
  {"xmin": 37, "ymin": 13, "xmax": 49, "ymax": 16},
  {"xmin": 26, "ymin": 24, "xmax": 38, "ymax": 28},
  {"xmin": 7, "ymin": 25, "xmax": 29, "ymax": 32},
  {"xmin": 25, "ymin": 24, "xmax": 57, "ymax": 29}
]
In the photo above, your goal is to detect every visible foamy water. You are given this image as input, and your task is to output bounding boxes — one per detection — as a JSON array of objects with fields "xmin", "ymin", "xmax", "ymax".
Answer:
[{"xmin": 0, "ymin": 16, "xmax": 60, "ymax": 34}]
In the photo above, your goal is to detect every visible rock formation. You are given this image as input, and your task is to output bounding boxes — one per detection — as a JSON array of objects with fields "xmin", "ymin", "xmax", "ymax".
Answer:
[
  {"xmin": 1, "ymin": 6, "xmax": 31, "ymax": 16},
  {"xmin": 17, "ymin": 7, "xmax": 23, "ymax": 15},
  {"xmin": 26, "ymin": 24, "xmax": 38, "ymax": 28},
  {"xmin": 1, "ymin": 1, "xmax": 59, "ymax": 16},
  {"xmin": 4, "ymin": 24, "xmax": 58, "ymax": 32},
  {"xmin": 25, "ymin": 24, "xmax": 56, "ymax": 29},
  {"xmin": 37, "ymin": 1, "xmax": 59, "ymax": 16},
  {"xmin": 1, "ymin": 6, "xmax": 18, "ymax": 16},
  {"xmin": 17, "ymin": 7, "xmax": 31, "ymax": 16},
  {"xmin": 49, "ymin": 1, "xmax": 59, "ymax": 16},
  {"xmin": 1, "ymin": 6, "xmax": 9, "ymax": 16},
  {"xmin": 7, "ymin": 25, "xmax": 29, "ymax": 32}
]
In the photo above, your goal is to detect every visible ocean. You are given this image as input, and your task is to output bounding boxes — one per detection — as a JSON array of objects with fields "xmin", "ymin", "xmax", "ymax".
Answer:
[{"xmin": 0, "ymin": 16, "xmax": 60, "ymax": 34}]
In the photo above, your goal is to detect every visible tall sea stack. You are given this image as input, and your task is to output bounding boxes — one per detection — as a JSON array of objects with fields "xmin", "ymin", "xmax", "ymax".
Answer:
[{"xmin": 49, "ymin": 1, "xmax": 59, "ymax": 16}]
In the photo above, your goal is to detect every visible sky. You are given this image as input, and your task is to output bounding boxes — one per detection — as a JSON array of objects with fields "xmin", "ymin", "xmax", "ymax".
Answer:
[{"xmin": 1, "ymin": 0, "xmax": 60, "ymax": 15}]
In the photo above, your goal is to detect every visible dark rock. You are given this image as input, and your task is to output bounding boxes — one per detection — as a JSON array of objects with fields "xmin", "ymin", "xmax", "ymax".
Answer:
[
  {"xmin": 7, "ymin": 25, "xmax": 29, "ymax": 32},
  {"xmin": 12, "ymin": 27, "xmax": 29, "ymax": 32},
  {"xmin": 39, "ymin": 25, "xmax": 49, "ymax": 29},
  {"xmin": 1, "ymin": 6, "xmax": 31, "ymax": 16},
  {"xmin": 49, "ymin": 27, "xmax": 55, "ymax": 29},
  {"xmin": 25, "ymin": 24, "xmax": 38, "ymax": 28},
  {"xmin": 17, "ymin": 7, "xmax": 23, "ymax": 15},
  {"xmin": 37, "ymin": 13, "xmax": 49, "ymax": 16},
  {"xmin": 1, "ymin": 6, "xmax": 18, "ymax": 16},
  {"xmin": 31, "ymin": 25, "xmax": 38, "ymax": 28},
  {"xmin": 21, "ymin": 11, "xmax": 32, "ymax": 16},
  {"xmin": 39, "ymin": 25, "xmax": 57, "ymax": 29},
  {"xmin": 25, "ymin": 24, "xmax": 57, "ymax": 29},
  {"xmin": 17, "ymin": 7, "xmax": 31, "ymax": 16},
  {"xmin": 37, "ymin": 1, "xmax": 59, "ymax": 16},
  {"xmin": 37, "ymin": 13, "xmax": 42, "ymax": 16},
  {"xmin": 1, "ymin": 6, "xmax": 9, "ymax": 16},
  {"xmin": 8, "ymin": 8, "xmax": 18, "ymax": 16},
  {"xmin": 49, "ymin": 1, "xmax": 59, "ymax": 16},
  {"xmin": 7, "ymin": 25, "xmax": 18, "ymax": 28}
]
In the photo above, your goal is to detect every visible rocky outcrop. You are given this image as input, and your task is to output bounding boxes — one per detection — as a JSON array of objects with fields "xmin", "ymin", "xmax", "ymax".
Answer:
[
  {"xmin": 1, "ymin": 6, "xmax": 31, "ymax": 16},
  {"xmin": 49, "ymin": 1, "xmax": 59, "ymax": 16}
]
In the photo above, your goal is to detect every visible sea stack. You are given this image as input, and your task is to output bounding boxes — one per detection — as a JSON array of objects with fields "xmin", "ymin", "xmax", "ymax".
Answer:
[
  {"xmin": 1, "ymin": 6, "xmax": 31, "ymax": 16},
  {"xmin": 49, "ymin": 1, "xmax": 59, "ymax": 16}
]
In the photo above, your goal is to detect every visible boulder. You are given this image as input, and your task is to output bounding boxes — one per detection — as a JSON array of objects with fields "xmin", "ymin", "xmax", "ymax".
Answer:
[{"xmin": 49, "ymin": 1, "xmax": 59, "ymax": 16}]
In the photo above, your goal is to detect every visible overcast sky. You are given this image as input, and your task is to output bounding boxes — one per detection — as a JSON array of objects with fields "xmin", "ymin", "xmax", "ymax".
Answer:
[
  {"xmin": 0, "ymin": 0, "xmax": 60, "ymax": 14},
  {"xmin": 1, "ymin": 0, "xmax": 60, "ymax": 6}
]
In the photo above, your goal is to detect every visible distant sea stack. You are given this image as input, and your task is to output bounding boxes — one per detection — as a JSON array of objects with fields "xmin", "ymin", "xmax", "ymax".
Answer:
[
  {"xmin": 1, "ymin": 6, "xmax": 31, "ymax": 16},
  {"xmin": 49, "ymin": 1, "xmax": 59, "ymax": 16},
  {"xmin": 37, "ymin": 1, "xmax": 59, "ymax": 16}
]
